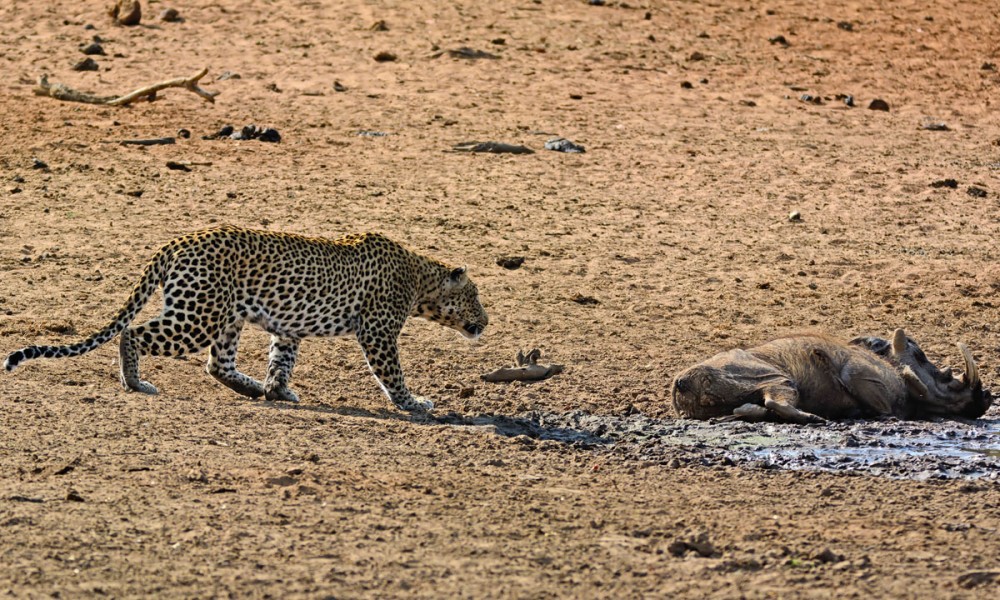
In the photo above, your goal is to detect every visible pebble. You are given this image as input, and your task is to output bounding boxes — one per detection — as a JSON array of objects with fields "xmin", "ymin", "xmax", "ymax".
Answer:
[
  {"xmin": 930, "ymin": 179, "xmax": 958, "ymax": 189},
  {"xmin": 544, "ymin": 138, "xmax": 585, "ymax": 153},
  {"xmin": 159, "ymin": 8, "xmax": 181, "ymax": 22},
  {"xmin": 374, "ymin": 51, "xmax": 397, "ymax": 62},
  {"xmin": 72, "ymin": 57, "xmax": 99, "ymax": 71},
  {"xmin": 496, "ymin": 256, "xmax": 526, "ymax": 270},
  {"xmin": 80, "ymin": 42, "xmax": 105, "ymax": 56},
  {"xmin": 868, "ymin": 99, "xmax": 890, "ymax": 111},
  {"xmin": 967, "ymin": 186, "xmax": 988, "ymax": 198}
]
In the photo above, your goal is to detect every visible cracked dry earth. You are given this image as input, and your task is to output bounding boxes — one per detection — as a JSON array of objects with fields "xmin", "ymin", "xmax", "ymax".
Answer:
[{"xmin": 1, "ymin": 0, "xmax": 999, "ymax": 598}]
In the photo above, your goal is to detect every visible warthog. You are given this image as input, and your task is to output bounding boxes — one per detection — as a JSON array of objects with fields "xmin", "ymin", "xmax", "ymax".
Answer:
[{"xmin": 671, "ymin": 329, "xmax": 991, "ymax": 423}]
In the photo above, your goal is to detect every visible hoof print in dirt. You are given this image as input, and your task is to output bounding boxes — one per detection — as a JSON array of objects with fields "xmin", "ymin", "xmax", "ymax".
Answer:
[
  {"xmin": 672, "ymin": 328, "xmax": 990, "ymax": 422},
  {"xmin": 544, "ymin": 138, "xmax": 585, "ymax": 153},
  {"xmin": 481, "ymin": 349, "xmax": 564, "ymax": 383},
  {"xmin": 109, "ymin": 0, "xmax": 142, "ymax": 26},
  {"xmin": 452, "ymin": 141, "xmax": 534, "ymax": 154}
]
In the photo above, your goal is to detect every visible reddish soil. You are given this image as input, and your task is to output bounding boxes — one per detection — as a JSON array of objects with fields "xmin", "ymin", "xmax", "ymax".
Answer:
[{"xmin": 1, "ymin": 0, "xmax": 999, "ymax": 597}]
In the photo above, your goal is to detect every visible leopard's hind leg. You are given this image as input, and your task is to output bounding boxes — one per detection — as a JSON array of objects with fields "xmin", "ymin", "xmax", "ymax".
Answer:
[{"xmin": 207, "ymin": 318, "xmax": 265, "ymax": 398}]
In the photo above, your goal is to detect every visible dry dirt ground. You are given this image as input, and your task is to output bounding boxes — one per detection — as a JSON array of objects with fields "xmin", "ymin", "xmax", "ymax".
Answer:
[{"xmin": 1, "ymin": 0, "xmax": 999, "ymax": 597}]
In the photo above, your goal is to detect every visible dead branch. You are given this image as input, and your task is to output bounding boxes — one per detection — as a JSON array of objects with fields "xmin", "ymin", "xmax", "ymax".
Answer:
[{"xmin": 34, "ymin": 68, "xmax": 219, "ymax": 106}]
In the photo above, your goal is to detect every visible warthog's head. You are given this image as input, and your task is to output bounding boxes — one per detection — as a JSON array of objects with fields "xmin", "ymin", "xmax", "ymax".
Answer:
[
  {"xmin": 671, "ymin": 349, "xmax": 787, "ymax": 420},
  {"xmin": 851, "ymin": 329, "xmax": 992, "ymax": 419}
]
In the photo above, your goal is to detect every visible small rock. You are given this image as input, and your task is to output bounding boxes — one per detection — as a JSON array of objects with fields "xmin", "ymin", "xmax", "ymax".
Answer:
[
  {"xmin": 72, "ymin": 57, "xmax": 99, "ymax": 71},
  {"xmin": 739, "ymin": 99, "xmax": 757, "ymax": 107},
  {"xmin": 257, "ymin": 128, "xmax": 281, "ymax": 143},
  {"xmin": 544, "ymin": 138, "xmax": 585, "ymax": 153},
  {"xmin": 458, "ymin": 387, "xmax": 475, "ymax": 399},
  {"xmin": 589, "ymin": 0, "xmax": 606, "ymax": 5},
  {"xmin": 842, "ymin": 94, "xmax": 855, "ymax": 107},
  {"xmin": 930, "ymin": 179, "xmax": 958, "ymax": 189},
  {"xmin": 788, "ymin": 210, "xmax": 801, "ymax": 222},
  {"xmin": 370, "ymin": 19, "xmax": 389, "ymax": 31},
  {"xmin": 165, "ymin": 161, "xmax": 191, "ymax": 172},
  {"xmin": 231, "ymin": 124, "xmax": 259, "ymax": 140},
  {"xmin": 203, "ymin": 124, "xmax": 234, "ymax": 140},
  {"xmin": 357, "ymin": 130, "xmax": 389, "ymax": 137},
  {"xmin": 452, "ymin": 141, "xmax": 533, "ymax": 154},
  {"xmin": 496, "ymin": 256, "xmax": 526, "ymax": 270},
  {"xmin": 680, "ymin": 81, "xmax": 693, "ymax": 89},
  {"xmin": 572, "ymin": 294, "xmax": 600, "ymax": 306},
  {"xmin": 177, "ymin": 128, "xmax": 191, "ymax": 139},
  {"xmin": 837, "ymin": 21, "xmax": 854, "ymax": 31},
  {"xmin": 265, "ymin": 82, "xmax": 282, "ymax": 93},
  {"xmin": 80, "ymin": 42, "xmax": 105, "ymax": 56},
  {"xmin": 921, "ymin": 122, "xmax": 950, "ymax": 131},
  {"xmin": 374, "ymin": 51, "xmax": 397, "ymax": 62},
  {"xmin": 333, "ymin": 80, "xmax": 347, "ymax": 92},
  {"xmin": 491, "ymin": 38, "xmax": 506, "ymax": 45},
  {"xmin": 957, "ymin": 571, "xmax": 999, "ymax": 589},
  {"xmin": 868, "ymin": 99, "xmax": 890, "ymax": 111},
  {"xmin": 32, "ymin": 158, "xmax": 48, "ymax": 170},
  {"xmin": 688, "ymin": 51, "xmax": 706, "ymax": 61},
  {"xmin": 967, "ymin": 186, "xmax": 988, "ymax": 198},
  {"xmin": 447, "ymin": 47, "xmax": 499, "ymax": 60},
  {"xmin": 109, "ymin": 0, "xmax": 142, "ymax": 26},
  {"xmin": 126, "ymin": 190, "xmax": 143, "ymax": 197},
  {"xmin": 66, "ymin": 490, "xmax": 85, "ymax": 502},
  {"xmin": 815, "ymin": 548, "xmax": 844, "ymax": 563},
  {"xmin": 982, "ymin": 62, "xmax": 997, "ymax": 71},
  {"xmin": 9, "ymin": 187, "xmax": 22, "ymax": 194},
  {"xmin": 768, "ymin": 35, "xmax": 790, "ymax": 46},
  {"xmin": 159, "ymin": 7, "xmax": 181, "ymax": 22},
  {"xmin": 216, "ymin": 71, "xmax": 241, "ymax": 81},
  {"xmin": 799, "ymin": 94, "xmax": 822, "ymax": 105},
  {"xmin": 569, "ymin": 93, "xmax": 583, "ymax": 100}
]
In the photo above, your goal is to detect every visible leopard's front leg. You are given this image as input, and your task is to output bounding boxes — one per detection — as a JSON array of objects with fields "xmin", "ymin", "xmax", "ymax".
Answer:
[{"xmin": 356, "ymin": 324, "xmax": 433, "ymax": 412}]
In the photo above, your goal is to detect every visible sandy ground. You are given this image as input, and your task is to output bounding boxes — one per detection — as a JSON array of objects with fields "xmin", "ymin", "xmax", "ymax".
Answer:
[{"xmin": 1, "ymin": 0, "xmax": 999, "ymax": 597}]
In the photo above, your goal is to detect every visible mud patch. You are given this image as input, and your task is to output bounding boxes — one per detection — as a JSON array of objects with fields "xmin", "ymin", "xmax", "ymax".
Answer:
[{"xmin": 437, "ymin": 406, "xmax": 1000, "ymax": 480}]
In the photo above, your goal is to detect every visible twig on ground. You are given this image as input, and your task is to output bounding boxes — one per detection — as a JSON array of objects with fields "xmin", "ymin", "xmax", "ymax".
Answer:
[{"xmin": 34, "ymin": 68, "xmax": 219, "ymax": 106}]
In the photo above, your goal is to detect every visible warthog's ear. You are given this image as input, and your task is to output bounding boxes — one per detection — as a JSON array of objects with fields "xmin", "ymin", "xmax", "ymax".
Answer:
[
  {"xmin": 891, "ymin": 328, "xmax": 908, "ymax": 357},
  {"xmin": 445, "ymin": 266, "xmax": 468, "ymax": 289}
]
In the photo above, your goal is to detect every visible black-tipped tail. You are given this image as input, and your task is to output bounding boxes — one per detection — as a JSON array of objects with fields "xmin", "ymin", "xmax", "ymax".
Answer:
[{"xmin": 5, "ymin": 348, "xmax": 34, "ymax": 372}]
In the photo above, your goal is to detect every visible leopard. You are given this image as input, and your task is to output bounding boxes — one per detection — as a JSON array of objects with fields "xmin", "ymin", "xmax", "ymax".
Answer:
[{"xmin": 4, "ymin": 226, "xmax": 488, "ymax": 412}]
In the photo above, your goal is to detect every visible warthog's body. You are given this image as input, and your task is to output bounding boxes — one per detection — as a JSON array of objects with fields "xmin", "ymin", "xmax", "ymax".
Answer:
[{"xmin": 672, "ymin": 329, "xmax": 991, "ymax": 423}]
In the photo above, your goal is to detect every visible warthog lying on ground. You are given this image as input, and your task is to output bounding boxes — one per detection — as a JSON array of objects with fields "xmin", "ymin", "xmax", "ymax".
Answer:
[{"xmin": 671, "ymin": 329, "xmax": 992, "ymax": 423}]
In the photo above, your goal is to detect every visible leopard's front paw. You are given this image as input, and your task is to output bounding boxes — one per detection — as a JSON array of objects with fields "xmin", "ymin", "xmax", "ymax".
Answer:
[{"xmin": 393, "ymin": 394, "xmax": 434, "ymax": 412}]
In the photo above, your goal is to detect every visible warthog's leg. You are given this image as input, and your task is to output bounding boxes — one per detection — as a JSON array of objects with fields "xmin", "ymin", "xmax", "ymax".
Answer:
[
  {"xmin": 733, "ymin": 403, "xmax": 768, "ymax": 421},
  {"xmin": 762, "ymin": 386, "xmax": 826, "ymax": 424},
  {"xmin": 838, "ymin": 362, "xmax": 899, "ymax": 416}
]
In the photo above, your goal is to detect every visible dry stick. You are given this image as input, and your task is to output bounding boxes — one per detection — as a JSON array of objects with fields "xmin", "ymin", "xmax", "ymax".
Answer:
[{"xmin": 33, "ymin": 68, "xmax": 219, "ymax": 106}]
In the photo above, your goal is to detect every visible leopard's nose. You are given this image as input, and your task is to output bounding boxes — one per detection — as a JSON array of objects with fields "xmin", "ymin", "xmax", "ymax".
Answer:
[{"xmin": 464, "ymin": 323, "xmax": 484, "ymax": 337}]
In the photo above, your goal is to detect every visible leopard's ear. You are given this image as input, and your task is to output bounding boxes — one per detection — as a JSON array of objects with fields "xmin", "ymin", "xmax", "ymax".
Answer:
[{"xmin": 446, "ymin": 266, "xmax": 468, "ymax": 288}]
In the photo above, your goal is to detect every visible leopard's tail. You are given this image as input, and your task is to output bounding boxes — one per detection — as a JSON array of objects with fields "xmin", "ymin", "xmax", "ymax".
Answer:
[{"xmin": 4, "ymin": 246, "xmax": 172, "ymax": 372}]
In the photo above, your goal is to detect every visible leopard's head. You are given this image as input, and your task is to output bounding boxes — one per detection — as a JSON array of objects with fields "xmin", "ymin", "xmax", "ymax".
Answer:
[{"xmin": 414, "ymin": 267, "xmax": 488, "ymax": 340}]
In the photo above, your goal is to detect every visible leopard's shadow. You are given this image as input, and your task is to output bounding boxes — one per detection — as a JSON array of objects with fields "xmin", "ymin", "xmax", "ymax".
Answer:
[{"xmin": 259, "ymin": 401, "xmax": 610, "ymax": 446}]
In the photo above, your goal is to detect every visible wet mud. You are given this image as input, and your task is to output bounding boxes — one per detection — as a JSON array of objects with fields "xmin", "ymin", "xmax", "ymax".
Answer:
[{"xmin": 436, "ymin": 406, "xmax": 1000, "ymax": 481}]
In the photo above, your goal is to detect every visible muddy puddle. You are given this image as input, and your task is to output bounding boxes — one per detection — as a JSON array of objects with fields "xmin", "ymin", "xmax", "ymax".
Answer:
[{"xmin": 435, "ymin": 406, "xmax": 1000, "ymax": 481}]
